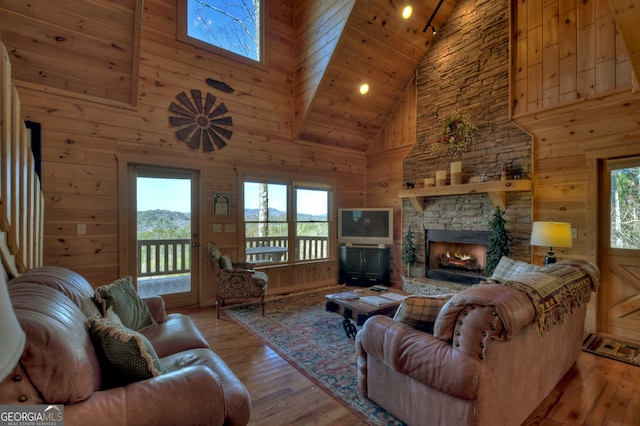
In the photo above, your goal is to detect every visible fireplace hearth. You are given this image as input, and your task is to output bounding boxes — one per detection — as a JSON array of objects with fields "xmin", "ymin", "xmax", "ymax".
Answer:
[{"xmin": 425, "ymin": 229, "xmax": 490, "ymax": 285}]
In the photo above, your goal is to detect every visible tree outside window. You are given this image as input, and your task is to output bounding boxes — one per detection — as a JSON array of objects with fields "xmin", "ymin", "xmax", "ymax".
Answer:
[
  {"xmin": 183, "ymin": 0, "xmax": 261, "ymax": 62},
  {"xmin": 610, "ymin": 163, "xmax": 640, "ymax": 249},
  {"xmin": 244, "ymin": 181, "xmax": 330, "ymax": 263}
]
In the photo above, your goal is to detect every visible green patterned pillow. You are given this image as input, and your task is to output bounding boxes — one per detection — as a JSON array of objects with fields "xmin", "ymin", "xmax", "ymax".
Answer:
[
  {"xmin": 394, "ymin": 294, "xmax": 455, "ymax": 333},
  {"xmin": 95, "ymin": 276, "xmax": 155, "ymax": 331},
  {"xmin": 88, "ymin": 315, "xmax": 163, "ymax": 387}
]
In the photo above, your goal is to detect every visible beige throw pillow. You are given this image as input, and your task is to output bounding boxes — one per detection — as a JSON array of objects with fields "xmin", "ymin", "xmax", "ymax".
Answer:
[
  {"xmin": 490, "ymin": 256, "xmax": 540, "ymax": 283},
  {"xmin": 220, "ymin": 255, "xmax": 234, "ymax": 270},
  {"xmin": 394, "ymin": 294, "xmax": 455, "ymax": 333}
]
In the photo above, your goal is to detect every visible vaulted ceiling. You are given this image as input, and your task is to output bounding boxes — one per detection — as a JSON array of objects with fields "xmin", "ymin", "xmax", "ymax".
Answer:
[
  {"xmin": 293, "ymin": 0, "xmax": 456, "ymax": 152},
  {"xmin": 1, "ymin": 0, "xmax": 639, "ymax": 154}
]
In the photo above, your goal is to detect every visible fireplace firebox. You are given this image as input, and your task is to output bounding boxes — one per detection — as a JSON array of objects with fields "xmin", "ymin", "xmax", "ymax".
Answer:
[{"xmin": 425, "ymin": 229, "xmax": 491, "ymax": 285}]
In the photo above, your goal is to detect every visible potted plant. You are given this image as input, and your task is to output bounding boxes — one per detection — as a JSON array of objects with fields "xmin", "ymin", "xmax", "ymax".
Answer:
[
  {"xmin": 486, "ymin": 206, "xmax": 512, "ymax": 276},
  {"xmin": 402, "ymin": 226, "xmax": 418, "ymax": 276}
]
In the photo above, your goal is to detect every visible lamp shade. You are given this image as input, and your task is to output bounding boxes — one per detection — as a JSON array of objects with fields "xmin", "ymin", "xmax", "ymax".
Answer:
[
  {"xmin": 530, "ymin": 221, "xmax": 573, "ymax": 248},
  {"xmin": 0, "ymin": 273, "xmax": 25, "ymax": 381}
]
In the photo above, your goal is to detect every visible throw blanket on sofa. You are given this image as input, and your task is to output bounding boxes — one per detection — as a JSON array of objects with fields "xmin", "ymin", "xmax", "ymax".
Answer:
[{"xmin": 501, "ymin": 260, "xmax": 600, "ymax": 335}]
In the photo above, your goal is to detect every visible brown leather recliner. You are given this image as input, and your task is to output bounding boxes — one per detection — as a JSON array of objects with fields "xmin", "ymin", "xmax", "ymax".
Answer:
[{"xmin": 0, "ymin": 266, "xmax": 251, "ymax": 426}]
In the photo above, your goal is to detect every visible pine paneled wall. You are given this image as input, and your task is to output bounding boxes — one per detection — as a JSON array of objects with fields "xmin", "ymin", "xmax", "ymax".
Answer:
[
  {"xmin": 7, "ymin": 0, "xmax": 365, "ymax": 299},
  {"xmin": 511, "ymin": 0, "xmax": 632, "ymax": 115},
  {"xmin": 510, "ymin": 0, "xmax": 640, "ymax": 264},
  {"xmin": 366, "ymin": 80, "xmax": 417, "ymax": 285}
]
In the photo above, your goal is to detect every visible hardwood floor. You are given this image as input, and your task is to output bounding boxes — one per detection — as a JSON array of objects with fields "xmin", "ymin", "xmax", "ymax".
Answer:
[{"xmin": 180, "ymin": 306, "xmax": 640, "ymax": 425}]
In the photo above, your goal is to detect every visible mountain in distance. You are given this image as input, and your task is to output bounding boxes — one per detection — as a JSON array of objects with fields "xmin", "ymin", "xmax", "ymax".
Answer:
[
  {"xmin": 244, "ymin": 208, "xmax": 327, "ymax": 221},
  {"xmin": 138, "ymin": 209, "xmax": 190, "ymax": 234},
  {"xmin": 137, "ymin": 208, "xmax": 327, "ymax": 237}
]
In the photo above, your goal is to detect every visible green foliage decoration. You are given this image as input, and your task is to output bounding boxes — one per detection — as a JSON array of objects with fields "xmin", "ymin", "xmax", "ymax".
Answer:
[
  {"xmin": 402, "ymin": 226, "xmax": 417, "ymax": 275},
  {"xmin": 486, "ymin": 206, "xmax": 512, "ymax": 276}
]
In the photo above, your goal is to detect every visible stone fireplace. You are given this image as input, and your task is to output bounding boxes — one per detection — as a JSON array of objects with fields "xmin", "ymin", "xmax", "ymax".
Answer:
[
  {"xmin": 398, "ymin": 0, "xmax": 533, "ymax": 293},
  {"xmin": 425, "ymin": 229, "xmax": 490, "ymax": 285}
]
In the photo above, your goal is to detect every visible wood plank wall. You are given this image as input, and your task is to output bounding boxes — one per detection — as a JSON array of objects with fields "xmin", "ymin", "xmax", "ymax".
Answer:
[
  {"xmin": 510, "ymin": 0, "xmax": 639, "ymax": 262},
  {"xmin": 366, "ymin": 79, "xmax": 417, "ymax": 285},
  {"xmin": 509, "ymin": 0, "xmax": 640, "ymax": 331},
  {"xmin": 0, "ymin": 0, "xmax": 140, "ymax": 105},
  {"xmin": 511, "ymin": 0, "xmax": 632, "ymax": 115},
  {"xmin": 6, "ymin": 0, "xmax": 366, "ymax": 301}
]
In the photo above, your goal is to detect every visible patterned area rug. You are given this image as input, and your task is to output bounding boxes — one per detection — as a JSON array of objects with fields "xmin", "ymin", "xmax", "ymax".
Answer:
[
  {"xmin": 224, "ymin": 287, "xmax": 404, "ymax": 425},
  {"xmin": 583, "ymin": 333, "xmax": 640, "ymax": 367}
]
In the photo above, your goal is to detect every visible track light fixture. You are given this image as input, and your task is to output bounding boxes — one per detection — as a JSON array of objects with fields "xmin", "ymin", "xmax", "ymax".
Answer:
[
  {"xmin": 429, "ymin": 25, "xmax": 437, "ymax": 35},
  {"xmin": 423, "ymin": 0, "xmax": 444, "ymax": 33}
]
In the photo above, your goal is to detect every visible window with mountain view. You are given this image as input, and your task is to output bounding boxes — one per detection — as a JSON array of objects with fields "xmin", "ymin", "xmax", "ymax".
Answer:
[
  {"xmin": 244, "ymin": 181, "xmax": 330, "ymax": 263},
  {"xmin": 295, "ymin": 188, "xmax": 329, "ymax": 260},
  {"xmin": 179, "ymin": 0, "xmax": 262, "ymax": 62}
]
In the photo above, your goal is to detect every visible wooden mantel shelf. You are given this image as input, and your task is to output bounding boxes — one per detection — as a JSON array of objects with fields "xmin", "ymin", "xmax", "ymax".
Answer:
[{"xmin": 398, "ymin": 179, "xmax": 532, "ymax": 213}]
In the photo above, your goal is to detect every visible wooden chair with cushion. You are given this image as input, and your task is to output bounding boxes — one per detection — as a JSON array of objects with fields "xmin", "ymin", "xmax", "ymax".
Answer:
[{"xmin": 204, "ymin": 242, "xmax": 268, "ymax": 318}]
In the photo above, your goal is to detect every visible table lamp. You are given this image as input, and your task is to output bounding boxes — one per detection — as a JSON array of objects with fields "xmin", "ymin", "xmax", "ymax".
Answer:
[
  {"xmin": 0, "ymin": 273, "xmax": 25, "ymax": 381},
  {"xmin": 529, "ymin": 221, "xmax": 573, "ymax": 265}
]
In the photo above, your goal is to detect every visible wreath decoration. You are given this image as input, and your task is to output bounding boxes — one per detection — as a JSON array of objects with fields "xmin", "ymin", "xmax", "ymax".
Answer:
[{"xmin": 431, "ymin": 111, "xmax": 477, "ymax": 159}]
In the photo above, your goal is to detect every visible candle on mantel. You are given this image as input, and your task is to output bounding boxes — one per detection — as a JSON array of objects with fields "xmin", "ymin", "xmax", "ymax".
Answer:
[
  {"xmin": 424, "ymin": 177, "xmax": 435, "ymax": 187},
  {"xmin": 450, "ymin": 161, "xmax": 462, "ymax": 185},
  {"xmin": 436, "ymin": 170, "xmax": 447, "ymax": 186}
]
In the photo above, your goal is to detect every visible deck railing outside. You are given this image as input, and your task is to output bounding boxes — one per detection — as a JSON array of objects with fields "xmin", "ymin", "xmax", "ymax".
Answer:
[
  {"xmin": 138, "ymin": 239, "xmax": 191, "ymax": 277},
  {"xmin": 137, "ymin": 236, "xmax": 329, "ymax": 279},
  {"xmin": 245, "ymin": 236, "xmax": 329, "ymax": 262}
]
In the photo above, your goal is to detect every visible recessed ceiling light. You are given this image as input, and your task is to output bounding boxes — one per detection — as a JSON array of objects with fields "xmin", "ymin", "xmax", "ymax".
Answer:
[
  {"xmin": 402, "ymin": 6, "xmax": 413, "ymax": 20},
  {"xmin": 359, "ymin": 83, "xmax": 370, "ymax": 95}
]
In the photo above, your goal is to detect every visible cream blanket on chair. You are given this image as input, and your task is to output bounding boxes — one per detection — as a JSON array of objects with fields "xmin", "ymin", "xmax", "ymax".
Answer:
[{"xmin": 500, "ymin": 259, "xmax": 600, "ymax": 335}]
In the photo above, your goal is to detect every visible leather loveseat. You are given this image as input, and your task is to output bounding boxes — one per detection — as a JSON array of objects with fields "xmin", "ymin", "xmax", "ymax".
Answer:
[
  {"xmin": 0, "ymin": 266, "xmax": 251, "ymax": 426},
  {"xmin": 356, "ymin": 258, "xmax": 600, "ymax": 426}
]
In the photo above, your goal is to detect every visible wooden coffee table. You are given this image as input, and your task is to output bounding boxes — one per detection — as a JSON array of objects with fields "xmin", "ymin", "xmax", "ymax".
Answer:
[{"xmin": 325, "ymin": 287, "xmax": 409, "ymax": 338}]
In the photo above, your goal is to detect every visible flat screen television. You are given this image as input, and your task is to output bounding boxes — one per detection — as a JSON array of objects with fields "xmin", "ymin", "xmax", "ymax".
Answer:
[{"xmin": 338, "ymin": 208, "xmax": 393, "ymax": 246}]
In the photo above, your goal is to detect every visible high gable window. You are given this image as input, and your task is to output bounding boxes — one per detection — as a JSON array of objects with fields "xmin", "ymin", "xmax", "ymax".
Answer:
[{"xmin": 178, "ymin": 0, "xmax": 262, "ymax": 62}]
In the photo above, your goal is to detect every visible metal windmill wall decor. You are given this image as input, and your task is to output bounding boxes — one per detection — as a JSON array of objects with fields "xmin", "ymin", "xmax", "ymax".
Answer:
[{"xmin": 168, "ymin": 89, "xmax": 233, "ymax": 153}]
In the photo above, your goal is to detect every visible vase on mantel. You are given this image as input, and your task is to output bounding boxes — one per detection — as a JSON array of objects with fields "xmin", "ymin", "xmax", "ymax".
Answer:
[{"xmin": 450, "ymin": 161, "xmax": 462, "ymax": 185}]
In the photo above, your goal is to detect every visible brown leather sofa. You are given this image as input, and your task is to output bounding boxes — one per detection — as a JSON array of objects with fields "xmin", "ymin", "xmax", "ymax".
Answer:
[
  {"xmin": 356, "ymin": 260, "xmax": 599, "ymax": 426},
  {"xmin": 0, "ymin": 266, "xmax": 251, "ymax": 426}
]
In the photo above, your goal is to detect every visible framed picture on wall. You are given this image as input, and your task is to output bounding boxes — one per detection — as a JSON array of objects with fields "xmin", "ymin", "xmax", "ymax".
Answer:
[{"xmin": 213, "ymin": 192, "xmax": 229, "ymax": 215}]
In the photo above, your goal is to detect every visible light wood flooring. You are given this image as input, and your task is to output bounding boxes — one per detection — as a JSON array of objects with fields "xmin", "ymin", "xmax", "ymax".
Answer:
[{"xmin": 180, "ymin": 305, "xmax": 640, "ymax": 425}]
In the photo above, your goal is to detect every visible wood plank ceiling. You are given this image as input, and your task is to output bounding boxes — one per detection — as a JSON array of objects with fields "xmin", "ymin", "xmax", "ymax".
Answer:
[{"xmin": 295, "ymin": 0, "xmax": 456, "ymax": 152}]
